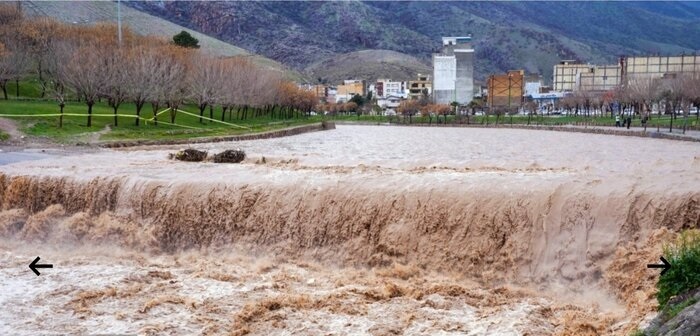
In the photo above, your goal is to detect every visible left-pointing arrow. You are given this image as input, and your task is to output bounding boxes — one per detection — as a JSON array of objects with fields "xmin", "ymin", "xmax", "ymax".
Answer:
[{"xmin": 29, "ymin": 256, "xmax": 53, "ymax": 276}]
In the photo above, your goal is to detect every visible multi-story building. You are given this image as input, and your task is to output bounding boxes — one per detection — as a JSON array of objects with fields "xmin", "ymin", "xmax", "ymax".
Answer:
[
  {"xmin": 487, "ymin": 70, "xmax": 524, "ymax": 108},
  {"xmin": 408, "ymin": 74, "xmax": 432, "ymax": 100},
  {"xmin": 621, "ymin": 54, "xmax": 700, "ymax": 82},
  {"xmin": 375, "ymin": 79, "xmax": 408, "ymax": 99},
  {"xmin": 336, "ymin": 80, "xmax": 365, "ymax": 103},
  {"xmin": 552, "ymin": 60, "xmax": 592, "ymax": 92},
  {"xmin": 576, "ymin": 64, "xmax": 621, "ymax": 92},
  {"xmin": 433, "ymin": 36, "xmax": 474, "ymax": 104}
]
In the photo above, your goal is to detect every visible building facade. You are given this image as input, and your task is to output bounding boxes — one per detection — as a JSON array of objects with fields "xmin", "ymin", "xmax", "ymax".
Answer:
[
  {"xmin": 408, "ymin": 74, "xmax": 432, "ymax": 100},
  {"xmin": 621, "ymin": 54, "xmax": 700, "ymax": 82},
  {"xmin": 433, "ymin": 36, "xmax": 474, "ymax": 104},
  {"xmin": 487, "ymin": 70, "xmax": 524, "ymax": 108},
  {"xmin": 577, "ymin": 64, "xmax": 621, "ymax": 92},
  {"xmin": 375, "ymin": 79, "xmax": 408, "ymax": 99},
  {"xmin": 552, "ymin": 60, "xmax": 592, "ymax": 92},
  {"xmin": 336, "ymin": 80, "xmax": 365, "ymax": 103}
]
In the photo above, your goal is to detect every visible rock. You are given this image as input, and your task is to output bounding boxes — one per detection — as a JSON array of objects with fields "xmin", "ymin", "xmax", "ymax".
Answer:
[
  {"xmin": 212, "ymin": 149, "xmax": 246, "ymax": 163},
  {"xmin": 170, "ymin": 149, "xmax": 207, "ymax": 162},
  {"xmin": 643, "ymin": 288, "xmax": 700, "ymax": 336}
]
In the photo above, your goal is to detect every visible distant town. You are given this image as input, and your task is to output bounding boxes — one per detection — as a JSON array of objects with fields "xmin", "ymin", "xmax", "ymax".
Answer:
[{"xmin": 300, "ymin": 35, "xmax": 700, "ymax": 117}]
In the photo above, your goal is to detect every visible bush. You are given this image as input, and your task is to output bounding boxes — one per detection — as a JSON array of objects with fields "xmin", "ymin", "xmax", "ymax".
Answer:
[
  {"xmin": 169, "ymin": 149, "xmax": 207, "ymax": 162},
  {"xmin": 212, "ymin": 149, "xmax": 246, "ymax": 163},
  {"xmin": 656, "ymin": 230, "xmax": 700, "ymax": 307}
]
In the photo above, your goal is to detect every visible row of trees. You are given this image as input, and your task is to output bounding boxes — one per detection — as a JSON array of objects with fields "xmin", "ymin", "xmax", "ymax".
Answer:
[
  {"xmin": 551, "ymin": 74, "xmax": 700, "ymax": 132},
  {"xmin": 0, "ymin": 5, "xmax": 318, "ymax": 127}
]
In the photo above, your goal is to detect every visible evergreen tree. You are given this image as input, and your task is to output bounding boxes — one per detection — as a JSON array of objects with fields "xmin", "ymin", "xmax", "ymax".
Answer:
[{"xmin": 172, "ymin": 31, "xmax": 200, "ymax": 49}]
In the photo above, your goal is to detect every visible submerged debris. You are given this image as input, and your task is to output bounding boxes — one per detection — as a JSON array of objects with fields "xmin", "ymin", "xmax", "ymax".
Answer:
[
  {"xmin": 212, "ymin": 149, "xmax": 246, "ymax": 163},
  {"xmin": 169, "ymin": 149, "xmax": 208, "ymax": 162}
]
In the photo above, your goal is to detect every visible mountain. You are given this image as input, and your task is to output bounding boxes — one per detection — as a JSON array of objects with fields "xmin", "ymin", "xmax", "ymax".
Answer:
[
  {"xmin": 22, "ymin": 1, "xmax": 306, "ymax": 81},
  {"xmin": 306, "ymin": 50, "xmax": 431, "ymax": 83},
  {"xmin": 124, "ymin": 1, "xmax": 700, "ymax": 84}
]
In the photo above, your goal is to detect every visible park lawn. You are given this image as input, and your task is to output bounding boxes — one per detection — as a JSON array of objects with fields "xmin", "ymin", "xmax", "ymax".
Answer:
[{"xmin": 0, "ymin": 99, "xmax": 324, "ymax": 143}]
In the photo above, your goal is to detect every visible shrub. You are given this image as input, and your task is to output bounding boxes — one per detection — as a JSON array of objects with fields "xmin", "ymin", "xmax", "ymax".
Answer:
[
  {"xmin": 212, "ymin": 149, "xmax": 246, "ymax": 163},
  {"xmin": 169, "ymin": 149, "xmax": 207, "ymax": 162},
  {"xmin": 656, "ymin": 230, "xmax": 700, "ymax": 307}
]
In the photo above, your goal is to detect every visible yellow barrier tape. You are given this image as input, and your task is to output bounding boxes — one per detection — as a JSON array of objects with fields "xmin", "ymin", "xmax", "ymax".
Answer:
[
  {"xmin": 175, "ymin": 109, "xmax": 251, "ymax": 130},
  {"xmin": 0, "ymin": 108, "xmax": 226, "ymax": 131}
]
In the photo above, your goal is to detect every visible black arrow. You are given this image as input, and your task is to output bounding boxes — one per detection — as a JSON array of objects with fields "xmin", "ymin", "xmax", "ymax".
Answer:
[
  {"xmin": 647, "ymin": 256, "xmax": 671, "ymax": 276},
  {"xmin": 29, "ymin": 256, "xmax": 53, "ymax": 276}
]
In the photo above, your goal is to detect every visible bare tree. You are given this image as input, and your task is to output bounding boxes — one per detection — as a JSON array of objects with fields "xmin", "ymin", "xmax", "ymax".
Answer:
[
  {"xmin": 124, "ymin": 47, "xmax": 157, "ymax": 126},
  {"xmin": 188, "ymin": 54, "xmax": 225, "ymax": 123},
  {"xmin": 0, "ymin": 39, "xmax": 30, "ymax": 99},
  {"xmin": 627, "ymin": 77, "xmax": 661, "ymax": 131},
  {"xmin": 60, "ymin": 44, "xmax": 109, "ymax": 127},
  {"xmin": 102, "ymin": 48, "xmax": 130, "ymax": 127}
]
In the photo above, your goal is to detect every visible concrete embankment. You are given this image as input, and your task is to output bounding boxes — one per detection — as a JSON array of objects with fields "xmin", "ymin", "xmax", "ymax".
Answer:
[{"xmin": 334, "ymin": 121, "xmax": 700, "ymax": 142}]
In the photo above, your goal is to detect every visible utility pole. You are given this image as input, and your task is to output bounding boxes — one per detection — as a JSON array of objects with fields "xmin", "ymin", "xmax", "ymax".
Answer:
[{"xmin": 117, "ymin": 0, "xmax": 122, "ymax": 47}]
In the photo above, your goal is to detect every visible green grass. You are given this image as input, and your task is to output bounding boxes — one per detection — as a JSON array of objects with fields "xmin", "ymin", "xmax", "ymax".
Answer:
[
  {"xmin": 657, "ymin": 230, "xmax": 700, "ymax": 307},
  {"xmin": 0, "ymin": 129, "xmax": 8, "ymax": 141},
  {"xmin": 0, "ymin": 99, "xmax": 324, "ymax": 143}
]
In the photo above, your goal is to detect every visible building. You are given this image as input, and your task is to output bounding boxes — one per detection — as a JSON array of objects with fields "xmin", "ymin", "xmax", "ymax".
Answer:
[
  {"xmin": 553, "ymin": 60, "xmax": 622, "ymax": 92},
  {"xmin": 408, "ymin": 74, "xmax": 432, "ymax": 100},
  {"xmin": 326, "ymin": 87, "xmax": 337, "ymax": 104},
  {"xmin": 621, "ymin": 54, "xmax": 700, "ymax": 82},
  {"xmin": 336, "ymin": 80, "xmax": 365, "ymax": 103},
  {"xmin": 375, "ymin": 79, "xmax": 408, "ymax": 99},
  {"xmin": 553, "ymin": 60, "xmax": 592, "ymax": 92},
  {"xmin": 433, "ymin": 36, "xmax": 474, "ymax": 104},
  {"xmin": 487, "ymin": 70, "xmax": 524, "ymax": 108},
  {"xmin": 377, "ymin": 95, "xmax": 403, "ymax": 109}
]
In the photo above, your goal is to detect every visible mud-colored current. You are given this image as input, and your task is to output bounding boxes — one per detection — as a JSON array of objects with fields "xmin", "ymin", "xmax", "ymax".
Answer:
[{"xmin": 0, "ymin": 126, "xmax": 698, "ymax": 335}]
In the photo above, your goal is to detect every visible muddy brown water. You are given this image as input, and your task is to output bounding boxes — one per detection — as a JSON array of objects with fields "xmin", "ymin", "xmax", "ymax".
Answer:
[{"xmin": 0, "ymin": 125, "xmax": 698, "ymax": 335}]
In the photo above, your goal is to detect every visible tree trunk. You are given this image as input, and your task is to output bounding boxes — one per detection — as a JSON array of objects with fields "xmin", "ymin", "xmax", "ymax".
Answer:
[
  {"xmin": 152, "ymin": 103, "xmax": 159, "ymax": 126},
  {"xmin": 135, "ymin": 102, "xmax": 143, "ymax": 126},
  {"xmin": 1, "ymin": 81, "xmax": 7, "ymax": 100},
  {"xmin": 209, "ymin": 105, "xmax": 214, "ymax": 120},
  {"xmin": 199, "ymin": 104, "xmax": 206, "ymax": 123},
  {"xmin": 87, "ymin": 102, "xmax": 93, "ymax": 127},
  {"xmin": 59, "ymin": 103, "xmax": 64, "ymax": 128},
  {"xmin": 221, "ymin": 106, "xmax": 227, "ymax": 121},
  {"xmin": 669, "ymin": 109, "xmax": 674, "ymax": 133},
  {"xmin": 113, "ymin": 106, "xmax": 119, "ymax": 127}
]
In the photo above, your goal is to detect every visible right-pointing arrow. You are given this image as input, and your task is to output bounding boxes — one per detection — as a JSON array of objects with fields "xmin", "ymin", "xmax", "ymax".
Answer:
[{"xmin": 647, "ymin": 256, "xmax": 672, "ymax": 276}]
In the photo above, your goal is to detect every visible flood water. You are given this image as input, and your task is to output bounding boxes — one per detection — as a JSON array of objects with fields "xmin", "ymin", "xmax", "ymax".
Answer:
[{"xmin": 0, "ymin": 125, "xmax": 698, "ymax": 335}]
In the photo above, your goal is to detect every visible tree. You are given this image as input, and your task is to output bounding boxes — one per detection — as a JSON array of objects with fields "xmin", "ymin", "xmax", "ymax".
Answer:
[
  {"xmin": 397, "ymin": 99, "xmax": 419, "ymax": 123},
  {"xmin": 627, "ymin": 77, "xmax": 661, "ymax": 131},
  {"xmin": 0, "ymin": 39, "xmax": 30, "ymax": 99},
  {"xmin": 172, "ymin": 30, "xmax": 200, "ymax": 49},
  {"xmin": 350, "ymin": 93, "xmax": 365, "ymax": 107},
  {"xmin": 188, "ymin": 54, "xmax": 226, "ymax": 123},
  {"xmin": 124, "ymin": 46, "xmax": 157, "ymax": 126},
  {"xmin": 60, "ymin": 44, "xmax": 109, "ymax": 127},
  {"xmin": 102, "ymin": 48, "xmax": 130, "ymax": 127}
]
